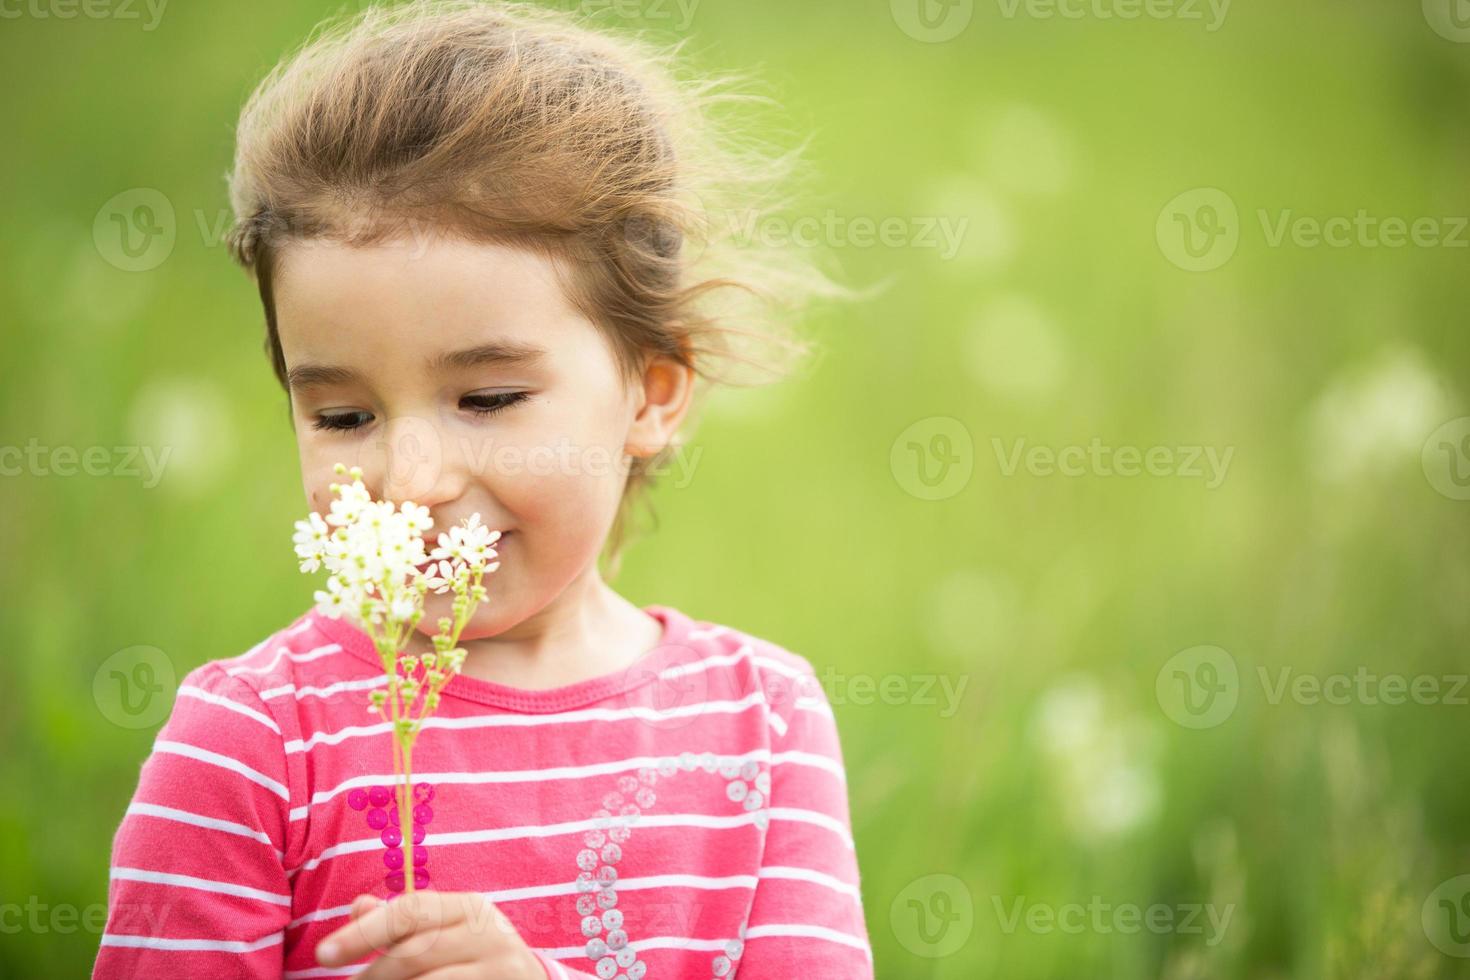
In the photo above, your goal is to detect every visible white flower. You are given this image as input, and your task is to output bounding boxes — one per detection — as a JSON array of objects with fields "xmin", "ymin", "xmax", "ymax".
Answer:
[
  {"xmin": 295, "ymin": 468, "xmax": 502, "ymax": 635},
  {"xmin": 292, "ymin": 512, "xmax": 330, "ymax": 573}
]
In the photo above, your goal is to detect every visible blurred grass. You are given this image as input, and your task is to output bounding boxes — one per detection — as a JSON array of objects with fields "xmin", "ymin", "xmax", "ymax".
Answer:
[{"xmin": 4, "ymin": 0, "xmax": 1470, "ymax": 976}]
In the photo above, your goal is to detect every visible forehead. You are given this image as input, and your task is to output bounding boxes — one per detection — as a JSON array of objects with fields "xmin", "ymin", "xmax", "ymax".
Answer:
[{"xmin": 272, "ymin": 235, "xmax": 595, "ymax": 371}]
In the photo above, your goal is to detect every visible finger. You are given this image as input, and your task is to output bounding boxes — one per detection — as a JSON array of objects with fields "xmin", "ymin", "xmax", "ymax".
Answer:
[
  {"xmin": 317, "ymin": 891, "xmax": 464, "ymax": 967},
  {"xmin": 354, "ymin": 924, "xmax": 482, "ymax": 980},
  {"xmin": 352, "ymin": 894, "xmax": 383, "ymax": 920}
]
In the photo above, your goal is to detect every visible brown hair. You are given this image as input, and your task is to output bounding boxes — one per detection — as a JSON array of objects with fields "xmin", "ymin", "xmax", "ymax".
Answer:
[{"xmin": 225, "ymin": 0, "xmax": 850, "ymax": 574}]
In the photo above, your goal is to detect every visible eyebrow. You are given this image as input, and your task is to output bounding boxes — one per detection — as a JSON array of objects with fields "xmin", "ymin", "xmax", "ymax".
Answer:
[{"xmin": 286, "ymin": 340, "xmax": 549, "ymax": 392}]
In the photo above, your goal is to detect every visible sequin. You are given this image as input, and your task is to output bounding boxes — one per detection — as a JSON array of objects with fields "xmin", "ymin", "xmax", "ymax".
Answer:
[
  {"xmin": 383, "ymin": 848, "xmax": 404, "ymax": 871},
  {"xmin": 347, "ymin": 788, "xmax": 369, "ymax": 811},
  {"xmin": 367, "ymin": 809, "xmax": 389, "ymax": 831},
  {"xmin": 413, "ymin": 783, "xmax": 435, "ymax": 804},
  {"xmin": 386, "ymin": 872, "xmax": 405, "ymax": 893},
  {"xmin": 381, "ymin": 827, "xmax": 403, "ymax": 848},
  {"xmin": 368, "ymin": 785, "xmax": 391, "ymax": 807},
  {"xmin": 412, "ymin": 803, "xmax": 433, "ymax": 825}
]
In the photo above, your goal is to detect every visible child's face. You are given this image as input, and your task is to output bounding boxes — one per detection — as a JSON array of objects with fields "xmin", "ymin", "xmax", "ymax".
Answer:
[{"xmin": 273, "ymin": 235, "xmax": 688, "ymax": 640}]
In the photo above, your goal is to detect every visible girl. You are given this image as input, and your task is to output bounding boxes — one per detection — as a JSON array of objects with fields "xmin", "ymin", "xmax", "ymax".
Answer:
[{"xmin": 92, "ymin": 1, "xmax": 871, "ymax": 977}]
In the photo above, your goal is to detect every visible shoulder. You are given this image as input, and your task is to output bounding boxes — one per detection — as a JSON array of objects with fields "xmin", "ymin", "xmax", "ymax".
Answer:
[
  {"xmin": 166, "ymin": 606, "xmax": 370, "ymax": 745},
  {"xmin": 651, "ymin": 605, "xmax": 833, "ymax": 736}
]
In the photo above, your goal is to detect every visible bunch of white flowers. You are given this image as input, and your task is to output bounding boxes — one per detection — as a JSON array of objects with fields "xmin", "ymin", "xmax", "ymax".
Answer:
[{"xmin": 292, "ymin": 462, "xmax": 501, "ymax": 895}]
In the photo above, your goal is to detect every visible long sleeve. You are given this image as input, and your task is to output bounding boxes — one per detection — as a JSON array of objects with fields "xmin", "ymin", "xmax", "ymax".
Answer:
[
  {"xmin": 92, "ymin": 661, "xmax": 294, "ymax": 979},
  {"xmin": 734, "ymin": 670, "xmax": 873, "ymax": 978}
]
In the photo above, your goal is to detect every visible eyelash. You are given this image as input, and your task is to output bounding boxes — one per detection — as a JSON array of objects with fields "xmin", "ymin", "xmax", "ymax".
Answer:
[{"xmin": 312, "ymin": 392, "xmax": 530, "ymax": 432}]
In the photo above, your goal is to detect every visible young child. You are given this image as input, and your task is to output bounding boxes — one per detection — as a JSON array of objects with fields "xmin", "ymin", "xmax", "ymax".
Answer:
[{"xmin": 92, "ymin": 1, "xmax": 870, "ymax": 977}]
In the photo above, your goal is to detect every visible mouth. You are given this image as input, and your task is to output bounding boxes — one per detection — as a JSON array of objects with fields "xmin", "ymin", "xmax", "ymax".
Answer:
[{"xmin": 415, "ymin": 530, "xmax": 511, "ymax": 574}]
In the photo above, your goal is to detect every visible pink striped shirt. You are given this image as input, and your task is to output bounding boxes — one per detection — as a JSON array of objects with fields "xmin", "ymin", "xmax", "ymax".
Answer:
[{"xmin": 92, "ymin": 603, "xmax": 872, "ymax": 979}]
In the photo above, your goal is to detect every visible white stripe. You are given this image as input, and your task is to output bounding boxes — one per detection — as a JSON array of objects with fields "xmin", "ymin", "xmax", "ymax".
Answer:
[
  {"xmin": 759, "ymin": 865, "xmax": 862, "ymax": 901},
  {"xmin": 126, "ymin": 802, "xmax": 280, "ymax": 854},
  {"xmin": 111, "ymin": 866, "xmax": 291, "ymax": 906},
  {"xmin": 657, "ymin": 644, "xmax": 752, "ymax": 680},
  {"xmin": 154, "ymin": 740, "xmax": 289, "ymax": 801},
  {"xmin": 285, "ymin": 618, "xmax": 315, "ymax": 637},
  {"xmin": 220, "ymin": 635, "xmax": 274, "ymax": 667},
  {"xmin": 261, "ymin": 675, "xmax": 387, "ymax": 702},
  {"xmin": 290, "ymin": 809, "xmax": 769, "ymax": 876},
  {"xmin": 768, "ymin": 713, "xmax": 788, "ymax": 738},
  {"xmin": 687, "ymin": 625, "xmax": 729, "ymax": 641},
  {"xmin": 176, "ymin": 686, "xmax": 280, "ymax": 734},
  {"xmin": 285, "ymin": 692, "xmax": 770, "ymax": 755},
  {"xmin": 296, "ymin": 749, "xmax": 772, "ymax": 815},
  {"xmin": 745, "ymin": 922, "xmax": 872, "ymax": 956},
  {"xmin": 766, "ymin": 806, "xmax": 856, "ymax": 849},
  {"xmin": 101, "ymin": 931, "xmax": 284, "ymax": 953},
  {"xmin": 771, "ymin": 749, "xmax": 846, "ymax": 783},
  {"xmin": 284, "ymin": 966, "xmax": 364, "ymax": 978},
  {"xmin": 228, "ymin": 643, "xmax": 343, "ymax": 677},
  {"xmin": 288, "ymin": 873, "xmax": 759, "ymax": 929}
]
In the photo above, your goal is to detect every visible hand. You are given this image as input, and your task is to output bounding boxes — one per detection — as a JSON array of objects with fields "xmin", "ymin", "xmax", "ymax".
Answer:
[{"xmin": 315, "ymin": 890, "xmax": 545, "ymax": 979}]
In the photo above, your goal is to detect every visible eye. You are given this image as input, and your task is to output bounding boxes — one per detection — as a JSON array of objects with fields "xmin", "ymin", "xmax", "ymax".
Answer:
[
  {"xmin": 313, "ymin": 410, "xmax": 373, "ymax": 432},
  {"xmin": 461, "ymin": 391, "xmax": 530, "ymax": 417}
]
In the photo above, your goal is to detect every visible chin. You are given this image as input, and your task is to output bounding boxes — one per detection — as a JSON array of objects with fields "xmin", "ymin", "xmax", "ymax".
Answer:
[{"xmin": 413, "ymin": 592, "xmax": 516, "ymax": 640}]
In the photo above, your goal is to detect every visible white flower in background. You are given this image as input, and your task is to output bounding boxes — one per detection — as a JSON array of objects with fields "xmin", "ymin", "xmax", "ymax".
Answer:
[
  {"xmin": 291, "ymin": 462, "xmax": 502, "ymax": 898},
  {"xmin": 1032, "ymin": 675, "xmax": 1163, "ymax": 841}
]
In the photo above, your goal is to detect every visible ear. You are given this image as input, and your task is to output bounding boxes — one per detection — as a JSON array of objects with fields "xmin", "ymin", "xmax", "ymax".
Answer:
[{"xmin": 625, "ymin": 356, "xmax": 695, "ymax": 458}]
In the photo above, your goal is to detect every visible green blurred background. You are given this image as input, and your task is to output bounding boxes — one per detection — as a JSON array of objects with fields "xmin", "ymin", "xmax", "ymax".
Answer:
[{"xmin": 5, "ymin": 0, "xmax": 1470, "ymax": 976}]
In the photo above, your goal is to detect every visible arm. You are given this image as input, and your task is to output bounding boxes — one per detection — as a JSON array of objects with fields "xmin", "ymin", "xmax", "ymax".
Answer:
[
  {"xmin": 734, "ymin": 672, "xmax": 873, "ymax": 978},
  {"xmin": 91, "ymin": 662, "xmax": 294, "ymax": 979}
]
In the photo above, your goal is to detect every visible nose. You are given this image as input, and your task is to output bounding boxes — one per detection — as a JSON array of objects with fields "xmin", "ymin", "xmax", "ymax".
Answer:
[{"xmin": 360, "ymin": 414, "xmax": 463, "ymax": 510}]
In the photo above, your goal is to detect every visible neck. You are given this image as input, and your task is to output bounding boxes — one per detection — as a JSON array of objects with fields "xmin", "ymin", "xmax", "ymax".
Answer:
[{"xmin": 402, "ymin": 561, "xmax": 657, "ymax": 689}]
